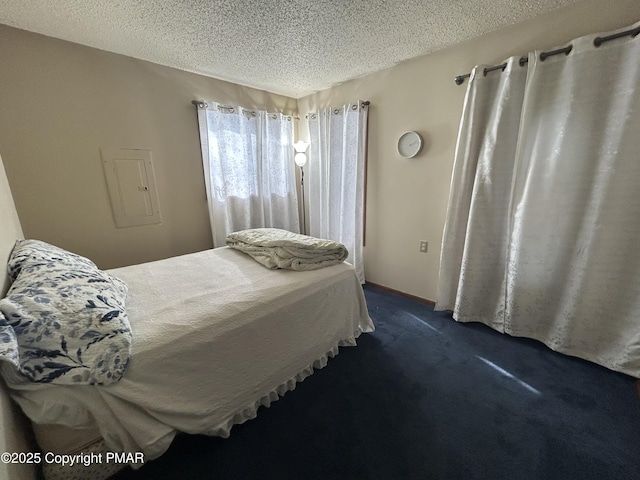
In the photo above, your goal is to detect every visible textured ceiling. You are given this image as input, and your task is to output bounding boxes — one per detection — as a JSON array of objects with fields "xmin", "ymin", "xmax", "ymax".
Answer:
[{"xmin": 0, "ymin": 0, "xmax": 581, "ymax": 98}]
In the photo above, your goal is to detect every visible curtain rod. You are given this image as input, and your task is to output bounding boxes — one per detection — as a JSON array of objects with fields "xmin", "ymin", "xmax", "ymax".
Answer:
[
  {"xmin": 454, "ymin": 24, "xmax": 640, "ymax": 86},
  {"xmin": 191, "ymin": 100, "xmax": 301, "ymax": 119},
  {"xmin": 304, "ymin": 100, "xmax": 371, "ymax": 119},
  {"xmin": 191, "ymin": 100, "xmax": 371, "ymax": 107}
]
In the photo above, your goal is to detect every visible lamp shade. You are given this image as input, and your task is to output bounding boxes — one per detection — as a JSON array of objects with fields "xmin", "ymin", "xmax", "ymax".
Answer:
[
  {"xmin": 294, "ymin": 152, "xmax": 307, "ymax": 167},
  {"xmin": 293, "ymin": 140, "xmax": 309, "ymax": 153}
]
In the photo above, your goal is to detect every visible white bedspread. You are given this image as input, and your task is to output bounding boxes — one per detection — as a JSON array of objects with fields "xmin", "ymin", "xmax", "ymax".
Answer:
[{"xmin": 2, "ymin": 247, "xmax": 373, "ymax": 461}]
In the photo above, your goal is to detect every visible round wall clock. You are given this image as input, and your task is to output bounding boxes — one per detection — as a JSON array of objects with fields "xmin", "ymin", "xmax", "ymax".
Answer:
[{"xmin": 397, "ymin": 131, "xmax": 423, "ymax": 158}]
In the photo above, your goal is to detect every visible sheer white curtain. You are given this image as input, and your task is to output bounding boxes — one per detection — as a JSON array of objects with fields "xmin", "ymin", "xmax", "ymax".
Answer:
[
  {"xmin": 197, "ymin": 102, "xmax": 299, "ymax": 247},
  {"xmin": 308, "ymin": 101, "xmax": 368, "ymax": 283},
  {"xmin": 437, "ymin": 22, "xmax": 640, "ymax": 377}
]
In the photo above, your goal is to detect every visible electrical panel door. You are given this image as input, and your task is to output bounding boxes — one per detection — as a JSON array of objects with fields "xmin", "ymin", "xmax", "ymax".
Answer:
[{"xmin": 101, "ymin": 148, "xmax": 162, "ymax": 228}]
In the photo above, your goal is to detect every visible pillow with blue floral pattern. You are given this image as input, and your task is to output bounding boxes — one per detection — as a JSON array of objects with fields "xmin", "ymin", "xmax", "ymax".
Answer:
[{"xmin": 0, "ymin": 239, "xmax": 131, "ymax": 385}]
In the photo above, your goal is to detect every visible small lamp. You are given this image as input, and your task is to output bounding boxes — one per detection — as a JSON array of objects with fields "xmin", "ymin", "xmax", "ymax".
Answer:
[
  {"xmin": 293, "ymin": 140, "xmax": 309, "ymax": 166},
  {"xmin": 293, "ymin": 140, "xmax": 309, "ymax": 234}
]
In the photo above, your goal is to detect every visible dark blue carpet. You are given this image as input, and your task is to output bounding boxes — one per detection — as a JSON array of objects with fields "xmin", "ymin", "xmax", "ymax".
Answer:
[{"xmin": 112, "ymin": 285, "xmax": 640, "ymax": 480}]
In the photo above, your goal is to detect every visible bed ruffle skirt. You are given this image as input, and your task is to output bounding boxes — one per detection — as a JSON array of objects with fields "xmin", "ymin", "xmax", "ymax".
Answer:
[{"xmin": 40, "ymin": 336, "xmax": 363, "ymax": 480}]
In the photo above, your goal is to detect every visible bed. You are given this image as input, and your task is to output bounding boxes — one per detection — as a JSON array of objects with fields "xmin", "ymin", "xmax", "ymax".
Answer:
[{"xmin": 0, "ymin": 153, "xmax": 374, "ymax": 480}]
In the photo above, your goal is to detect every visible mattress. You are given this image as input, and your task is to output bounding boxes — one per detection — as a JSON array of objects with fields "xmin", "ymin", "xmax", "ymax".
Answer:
[{"xmin": 2, "ymin": 247, "xmax": 373, "ymax": 467}]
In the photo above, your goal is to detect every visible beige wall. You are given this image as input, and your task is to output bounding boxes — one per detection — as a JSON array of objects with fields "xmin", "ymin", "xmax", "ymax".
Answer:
[
  {"xmin": 298, "ymin": 0, "xmax": 640, "ymax": 302},
  {"xmin": 0, "ymin": 25, "xmax": 296, "ymax": 269}
]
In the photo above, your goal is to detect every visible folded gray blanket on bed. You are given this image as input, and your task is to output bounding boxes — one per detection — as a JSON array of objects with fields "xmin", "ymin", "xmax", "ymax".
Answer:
[{"xmin": 226, "ymin": 228, "xmax": 348, "ymax": 271}]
